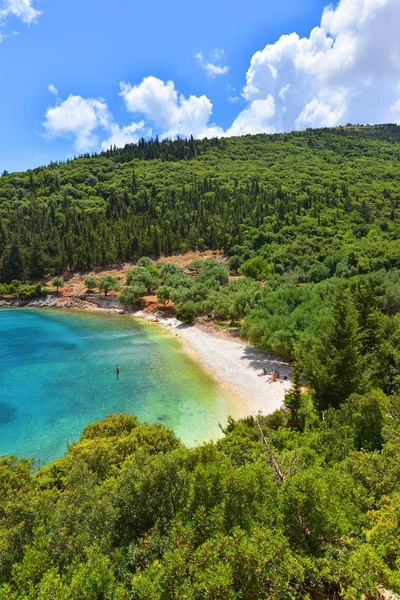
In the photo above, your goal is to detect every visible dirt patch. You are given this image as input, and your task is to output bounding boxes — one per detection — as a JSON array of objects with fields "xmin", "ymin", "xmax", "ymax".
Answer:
[
  {"xmin": 45, "ymin": 251, "xmax": 229, "ymax": 297},
  {"xmin": 157, "ymin": 250, "xmax": 226, "ymax": 267}
]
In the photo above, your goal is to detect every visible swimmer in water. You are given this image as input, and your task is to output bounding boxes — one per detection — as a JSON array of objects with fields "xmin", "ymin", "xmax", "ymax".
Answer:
[{"xmin": 115, "ymin": 366, "xmax": 120, "ymax": 376}]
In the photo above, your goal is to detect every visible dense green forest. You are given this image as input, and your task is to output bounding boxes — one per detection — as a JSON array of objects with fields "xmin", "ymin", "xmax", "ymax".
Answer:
[
  {"xmin": 1, "ymin": 125, "xmax": 400, "ymax": 598},
  {"xmin": 0, "ymin": 124, "xmax": 399, "ymax": 279}
]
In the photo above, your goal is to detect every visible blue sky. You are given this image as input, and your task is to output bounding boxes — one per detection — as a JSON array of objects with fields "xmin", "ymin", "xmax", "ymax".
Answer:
[{"xmin": 1, "ymin": 0, "xmax": 399, "ymax": 173}]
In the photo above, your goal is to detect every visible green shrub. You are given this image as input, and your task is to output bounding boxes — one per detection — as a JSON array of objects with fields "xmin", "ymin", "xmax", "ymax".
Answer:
[
  {"xmin": 98, "ymin": 275, "xmax": 121, "ymax": 296},
  {"xmin": 177, "ymin": 300, "xmax": 198, "ymax": 323},
  {"xmin": 84, "ymin": 276, "xmax": 97, "ymax": 291},
  {"xmin": 119, "ymin": 285, "xmax": 146, "ymax": 308},
  {"xmin": 127, "ymin": 267, "xmax": 158, "ymax": 291}
]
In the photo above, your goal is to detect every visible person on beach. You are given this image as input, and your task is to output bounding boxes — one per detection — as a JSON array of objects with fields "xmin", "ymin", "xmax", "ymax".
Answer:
[
  {"xmin": 267, "ymin": 370, "xmax": 279, "ymax": 383},
  {"xmin": 258, "ymin": 367, "xmax": 270, "ymax": 377},
  {"xmin": 115, "ymin": 366, "xmax": 120, "ymax": 376}
]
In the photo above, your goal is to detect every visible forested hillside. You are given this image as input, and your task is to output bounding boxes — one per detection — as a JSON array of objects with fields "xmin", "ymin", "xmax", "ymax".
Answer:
[{"xmin": 0, "ymin": 124, "xmax": 399, "ymax": 279}]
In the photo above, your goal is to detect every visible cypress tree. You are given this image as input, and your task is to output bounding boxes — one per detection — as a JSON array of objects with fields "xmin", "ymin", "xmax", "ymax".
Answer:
[{"xmin": 302, "ymin": 286, "xmax": 361, "ymax": 412}]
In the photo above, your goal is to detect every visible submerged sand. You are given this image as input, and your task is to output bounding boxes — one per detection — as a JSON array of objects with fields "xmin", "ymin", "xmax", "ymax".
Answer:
[
  {"xmin": 134, "ymin": 313, "xmax": 293, "ymax": 417},
  {"xmin": 1, "ymin": 297, "xmax": 292, "ymax": 418}
]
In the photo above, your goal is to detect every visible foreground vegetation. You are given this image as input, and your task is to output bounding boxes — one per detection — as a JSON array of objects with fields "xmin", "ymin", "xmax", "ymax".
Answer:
[{"xmin": 1, "ymin": 400, "xmax": 400, "ymax": 599}]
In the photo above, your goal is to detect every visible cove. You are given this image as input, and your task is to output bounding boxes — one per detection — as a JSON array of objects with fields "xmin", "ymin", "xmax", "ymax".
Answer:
[{"xmin": 0, "ymin": 308, "xmax": 239, "ymax": 464}]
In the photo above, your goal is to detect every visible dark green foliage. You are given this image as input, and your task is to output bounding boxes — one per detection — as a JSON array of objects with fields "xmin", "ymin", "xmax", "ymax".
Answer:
[
  {"xmin": 240, "ymin": 256, "xmax": 271, "ymax": 280},
  {"xmin": 325, "ymin": 389, "xmax": 388, "ymax": 451},
  {"xmin": 98, "ymin": 275, "xmax": 121, "ymax": 296},
  {"xmin": 300, "ymin": 286, "xmax": 362, "ymax": 411},
  {"xmin": 1, "ymin": 125, "xmax": 400, "ymax": 597},
  {"xmin": 119, "ymin": 285, "xmax": 146, "ymax": 308},
  {"xmin": 199, "ymin": 259, "xmax": 229, "ymax": 286},
  {"xmin": 241, "ymin": 281, "xmax": 329, "ymax": 357},
  {"xmin": 126, "ymin": 266, "xmax": 158, "ymax": 291},
  {"xmin": 228, "ymin": 254, "xmax": 243, "ymax": 273},
  {"xmin": 17, "ymin": 283, "xmax": 45, "ymax": 301},
  {"xmin": 0, "ymin": 125, "xmax": 399, "ymax": 414},
  {"xmin": 156, "ymin": 285, "xmax": 172, "ymax": 308},
  {"xmin": 284, "ymin": 365, "xmax": 305, "ymax": 431},
  {"xmin": 2, "ymin": 402, "xmax": 400, "ymax": 598},
  {"xmin": 1, "ymin": 242, "xmax": 25, "ymax": 283},
  {"xmin": 1, "ymin": 126, "xmax": 399, "ymax": 281},
  {"xmin": 177, "ymin": 300, "xmax": 197, "ymax": 322},
  {"xmin": 84, "ymin": 276, "xmax": 97, "ymax": 290},
  {"xmin": 0, "ymin": 281, "xmax": 46, "ymax": 300},
  {"xmin": 136, "ymin": 256, "xmax": 153, "ymax": 268}
]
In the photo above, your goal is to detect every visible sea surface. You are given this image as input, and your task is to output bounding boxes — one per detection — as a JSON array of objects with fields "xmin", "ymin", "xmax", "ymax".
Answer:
[{"xmin": 0, "ymin": 308, "xmax": 239, "ymax": 464}]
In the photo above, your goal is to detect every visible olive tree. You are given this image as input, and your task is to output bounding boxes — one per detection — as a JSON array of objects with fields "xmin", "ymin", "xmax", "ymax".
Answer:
[
  {"xmin": 98, "ymin": 275, "xmax": 121, "ymax": 296},
  {"xmin": 52, "ymin": 277, "xmax": 64, "ymax": 295},
  {"xmin": 84, "ymin": 276, "xmax": 97, "ymax": 292}
]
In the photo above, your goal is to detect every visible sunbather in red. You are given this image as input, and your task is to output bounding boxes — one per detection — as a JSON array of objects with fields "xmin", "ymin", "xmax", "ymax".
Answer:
[{"xmin": 267, "ymin": 370, "xmax": 279, "ymax": 383}]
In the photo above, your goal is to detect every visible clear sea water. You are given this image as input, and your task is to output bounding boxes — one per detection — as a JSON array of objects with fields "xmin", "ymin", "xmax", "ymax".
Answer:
[{"xmin": 0, "ymin": 308, "xmax": 239, "ymax": 464}]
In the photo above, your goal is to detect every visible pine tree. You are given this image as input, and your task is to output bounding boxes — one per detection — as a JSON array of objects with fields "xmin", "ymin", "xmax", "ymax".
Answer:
[
  {"xmin": 285, "ymin": 365, "xmax": 304, "ymax": 431},
  {"xmin": 1, "ymin": 242, "xmax": 25, "ymax": 283},
  {"xmin": 301, "ymin": 286, "xmax": 361, "ymax": 412}
]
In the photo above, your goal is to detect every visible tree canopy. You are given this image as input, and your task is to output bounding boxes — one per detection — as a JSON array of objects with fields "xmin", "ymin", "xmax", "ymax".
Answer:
[{"xmin": 0, "ymin": 125, "xmax": 399, "ymax": 281}]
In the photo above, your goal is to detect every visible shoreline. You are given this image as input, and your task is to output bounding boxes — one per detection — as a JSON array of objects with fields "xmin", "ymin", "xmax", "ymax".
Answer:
[{"xmin": 0, "ymin": 297, "xmax": 292, "ymax": 418}]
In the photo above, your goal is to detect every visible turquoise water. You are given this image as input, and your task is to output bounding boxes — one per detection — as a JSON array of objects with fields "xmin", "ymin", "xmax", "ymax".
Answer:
[{"xmin": 0, "ymin": 309, "xmax": 238, "ymax": 464}]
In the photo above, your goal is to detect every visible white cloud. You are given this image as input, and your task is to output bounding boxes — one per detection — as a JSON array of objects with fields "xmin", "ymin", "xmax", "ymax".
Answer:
[
  {"xmin": 101, "ymin": 121, "xmax": 151, "ymax": 151},
  {"xmin": 295, "ymin": 93, "xmax": 347, "ymax": 129},
  {"xmin": 0, "ymin": 0, "xmax": 41, "ymax": 24},
  {"xmin": 48, "ymin": 84, "xmax": 58, "ymax": 97},
  {"xmin": 44, "ymin": 0, "xmax": 400, "ymax": 154},
  {"xmin": 43, "ymin": 93, "xmax": 111, "ymax": 153},
  {"xmin": 279, "ymin": 84, "xmax": 291, "ymax": 100},
  {"xmin": 390, "ymin": 96, "xmax": 400, "ymax": 115},
  {"xmin": 196, "ymin": 49, "xmax": 230, "ymax": 78},
  {"xmin": 120, "ymin": 76, "xmax": 222, "ymax": 138},
  {"xmin": 233, "ymin": 0, "xmax": 400, "ymax": 132},
  {"xmin": 227, "ymin": 96, "xmax": 275, "ymax": 136},
  {"xmin": 43, "ymin": 78, "xmax": 224, "ymax": 154}
]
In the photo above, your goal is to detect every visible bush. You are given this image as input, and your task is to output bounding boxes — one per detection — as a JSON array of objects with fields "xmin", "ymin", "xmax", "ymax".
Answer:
[
  {"xmin": 136, "ymin": 257, "xmax": 153, "ymax": 268},
  {"xmin": 127, "ymin": 267, "xmax": 158, "ymax": 291},
  {"xmin": 199, "ymin": 260, "xmax": 229, "ymax": 285},
  {"xmin": 18, "ymin": 284, "xmax": 46, "ymax": 301},
  {"xmin": 177, "ymin": 300, "xmax": 198, "ymax": 323},
  {"xmin": 188, "ymin": 258, "xmax": 204, "ymax": 272},
  {"xmin": 84, "ymin": 276, "xmax": 97, "ymax": 291},
  {"xmin": 240, "ymin": 256, "xmax": 271, "ymax": 280},
  {"xmin": 228, "ymin": 255, "xmax": 244, "ymax": 273},
  {"xmin": 307, "ymin": 263, "xmax": 330, "ymax": 283},
  {"xmin": 119, "ymin": 285, "xmax": 146, "ymax": 308},
  {"xmin": 159, "ymin": 262, "xmax": 184, "ymax": 281},
  {"xmin": 157, "ymin": 285, "xmax": 173, "ymax": 308},
  {"xmin": 98, "ymin": 275, "xmax": 121, "ymax": 296}
]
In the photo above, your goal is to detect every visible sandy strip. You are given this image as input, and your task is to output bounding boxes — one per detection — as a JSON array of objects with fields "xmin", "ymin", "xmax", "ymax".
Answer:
[
  {"xmin": 1, "ymin": 298, "xmax": 292, "ymax": 418},
  {"xmin": 134, "ymin": 313, "xmax": 293, "ymax": 417}
]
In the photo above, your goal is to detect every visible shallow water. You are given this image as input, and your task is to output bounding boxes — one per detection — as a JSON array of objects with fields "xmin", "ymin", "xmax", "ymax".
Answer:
[{"xmin": 0, "ymin": 308, "xmax": 239, "ymax": 464}]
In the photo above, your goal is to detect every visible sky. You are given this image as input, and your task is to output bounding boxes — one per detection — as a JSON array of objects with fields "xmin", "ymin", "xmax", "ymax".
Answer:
[{"xmin": 1, "ymin": 0, "xmax": 400, "ymax": 173}]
